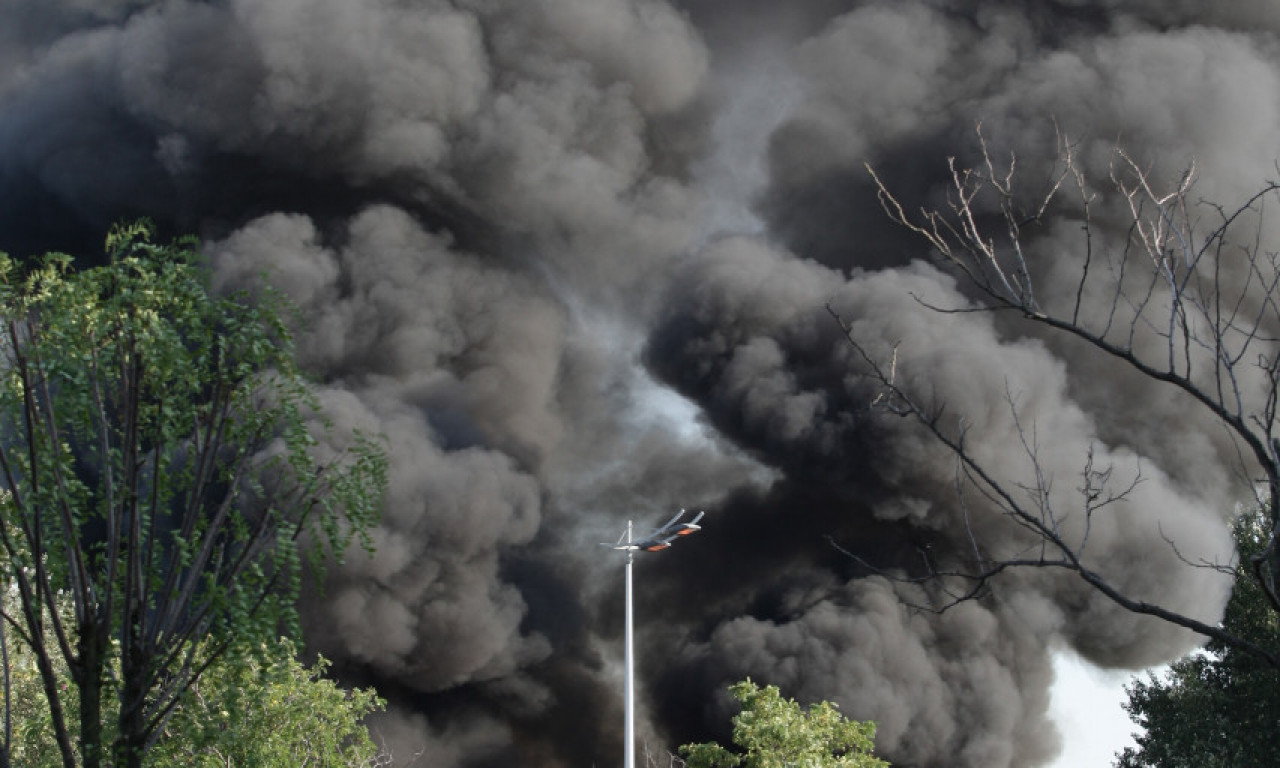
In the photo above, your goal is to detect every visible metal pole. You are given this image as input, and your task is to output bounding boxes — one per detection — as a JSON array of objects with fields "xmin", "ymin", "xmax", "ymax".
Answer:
[{"xmin": 624, "ymin": 520, "xmax": 635, "ymax": 768}]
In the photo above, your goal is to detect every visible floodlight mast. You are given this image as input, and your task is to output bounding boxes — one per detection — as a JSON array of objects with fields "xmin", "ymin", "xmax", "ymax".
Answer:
[
  {"xmin": 603, "ymin": 510, "xmax": 703, "ymax": 768},
  {"xmin": 624, "ymin": 520, "xmax": 635, "ymax": 768}
]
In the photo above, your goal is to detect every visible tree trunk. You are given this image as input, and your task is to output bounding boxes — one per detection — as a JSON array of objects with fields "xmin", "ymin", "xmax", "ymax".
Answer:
[
  {"xmin": 77, "ymin": 616, "xmax": 107, "ymax": 768},
  {"xmin": 114, "ymin": 633, "xmax": 149, "ymax": 768},
  {"xmin": 1, "ymin": 615, "xmax": 9, "ymax": 768},
  {"xmin": 27, "ymin": 623, "xmax": 76, "ymax": 768}
]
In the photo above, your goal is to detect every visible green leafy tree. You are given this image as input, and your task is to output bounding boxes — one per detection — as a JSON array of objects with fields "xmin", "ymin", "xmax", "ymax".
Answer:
[
  {"xmin": 680, "ymin": 679, "xmax": 889, "ymax": 768},
  {"xmin": 1115, "ymin": 508, "xmax": 1280, "ymax": 767},
  {"xmin": 147, "ymin": 638, "xmax": 386, "ymax": 768},
  {"xmin": 4, "ymin": 601, "xmax": 386, "ymax": 768},
  {"xmin": 3, "ymin": 580, "xmax": 75, "ymax": 768},
  {"xmin": 0, "ymin": 222, "xmax": 387, "ymax": 768}
]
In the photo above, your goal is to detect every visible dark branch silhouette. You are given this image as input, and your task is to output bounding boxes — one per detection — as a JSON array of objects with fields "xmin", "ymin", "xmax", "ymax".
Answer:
[{"xmin": 837, "ymin": 129, "xmax": 1280, "ymax": 668}]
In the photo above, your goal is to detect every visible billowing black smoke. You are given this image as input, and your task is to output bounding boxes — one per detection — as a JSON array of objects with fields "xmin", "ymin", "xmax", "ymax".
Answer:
[{"xmin": 2, "ymin": 1, "xmax": 1267, "ymax": 765}]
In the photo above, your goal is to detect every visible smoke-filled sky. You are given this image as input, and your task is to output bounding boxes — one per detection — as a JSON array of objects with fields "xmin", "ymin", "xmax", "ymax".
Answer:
[{"xmin": 3, "ymin": 2, "xmax": 1275, "ymax": 766}]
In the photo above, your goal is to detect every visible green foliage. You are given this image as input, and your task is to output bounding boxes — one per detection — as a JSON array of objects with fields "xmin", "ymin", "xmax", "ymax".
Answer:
[
  {"xmin": 680, "ymin": 679, "xmax": 889, "ymax": 768},
  {"xmin": 149, "ymin": 638, "xmax": 385, "ymax": 768},
  {"xmin": 6, "ymin": 592, "xmax": 77, "ymax": 768},
  {"xmin": 3, "ymin": 594, "xmax": 385, "ymax": 768},
  {"xmin": 0, "ymin": 221, "xmax": 388, "ymax": 767},
  {"xmin": 1115, "ymin": 509, "xmax": 1280, "ymax": 767}
]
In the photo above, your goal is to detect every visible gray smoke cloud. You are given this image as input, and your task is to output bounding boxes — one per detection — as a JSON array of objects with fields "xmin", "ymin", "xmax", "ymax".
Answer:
[{"xmin": 0, "ymin": 1, "xmax": 1268, "ymax": 765}]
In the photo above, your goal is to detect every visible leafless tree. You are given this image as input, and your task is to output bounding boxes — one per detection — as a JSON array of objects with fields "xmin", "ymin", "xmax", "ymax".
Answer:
[
  {"xmin": 836, "ymin": 128, "xmax": 1280, "ymax": 667},
  {"xmin": 643, "ymin": 744, "xmax": 687, "ymax": 768}
]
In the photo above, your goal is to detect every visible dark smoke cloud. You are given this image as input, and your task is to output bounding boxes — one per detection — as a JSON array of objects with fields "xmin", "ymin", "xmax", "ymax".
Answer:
[{"xmin": 0, "ymin": 1, "xmax": 1266, "ymax": 765}]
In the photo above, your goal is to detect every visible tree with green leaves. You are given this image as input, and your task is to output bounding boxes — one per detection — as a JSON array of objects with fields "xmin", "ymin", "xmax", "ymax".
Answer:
[
  {"xmin": 150, "ymin": 639, "xmax": 386, "ymax": 767},
  {"xmin": 1115, "ymin": 508, "xmax": 1280, "ymax": 767},
  {"xmin": 6, "ymin": 618, "xmax": 387, "ymax": 768},
  {"xmin": 0, "ymin": 222, "xmax": 387, "ymax": 768},
  {"xmin": 680, "ymin": 679, "xmax": 889, "ymax": 768}
]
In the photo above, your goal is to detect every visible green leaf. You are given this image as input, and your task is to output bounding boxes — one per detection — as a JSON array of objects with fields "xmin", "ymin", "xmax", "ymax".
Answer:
[
  {"xmin": 0, "ymin": 221, "xmax": 388, "ymax": 766},
  {"xmin": 681, "ymin": 679, "xmax": 889, "ymax": 768}
]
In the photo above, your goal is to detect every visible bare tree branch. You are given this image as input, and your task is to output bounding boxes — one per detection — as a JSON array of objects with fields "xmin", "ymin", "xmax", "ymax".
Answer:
[{"xmin": 836, "ymin": 132, "xmax": 1280, "ymax": 665}]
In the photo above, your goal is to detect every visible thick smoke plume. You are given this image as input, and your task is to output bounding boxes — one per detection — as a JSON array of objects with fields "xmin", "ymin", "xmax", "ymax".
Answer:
[{"xmin": 1, "ymin": 1, "xmax": 1269, "ymax": 765}]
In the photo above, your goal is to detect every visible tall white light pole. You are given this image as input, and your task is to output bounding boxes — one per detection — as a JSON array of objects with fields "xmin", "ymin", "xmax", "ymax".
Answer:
[
  {"xmin": 624, "ymin": 520, "xmax": 635, "ymax": 768},
  {"xmin": 604, "ymin": 510, "xmax": 704, "ymax": 768}
]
